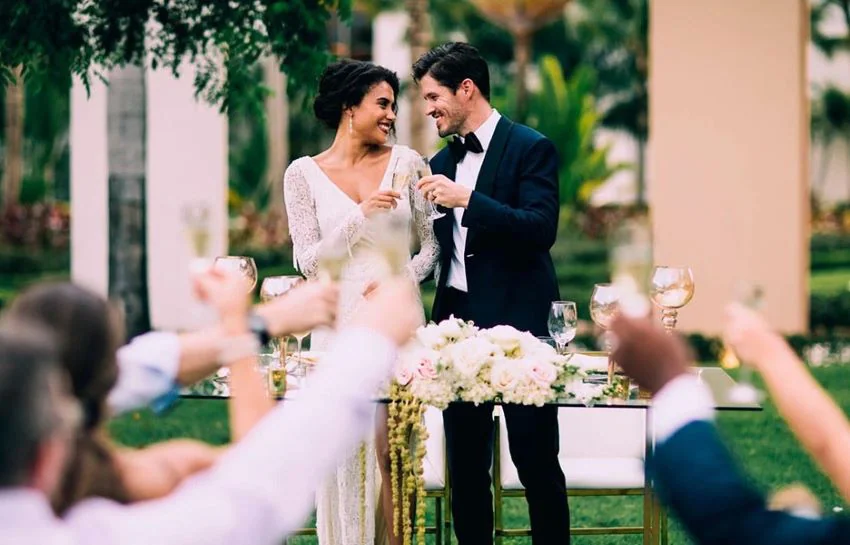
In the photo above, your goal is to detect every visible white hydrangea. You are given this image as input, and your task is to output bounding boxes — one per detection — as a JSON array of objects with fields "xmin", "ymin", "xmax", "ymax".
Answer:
[{"xmin": 447, "ymin": 336, "xmax": 499, "ymax": 379}]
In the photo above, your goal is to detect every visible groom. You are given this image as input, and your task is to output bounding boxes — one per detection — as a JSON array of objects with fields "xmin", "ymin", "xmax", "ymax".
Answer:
[{"xmin": 414, "ymin": 43, "xmax": 568, "ymax": 544}]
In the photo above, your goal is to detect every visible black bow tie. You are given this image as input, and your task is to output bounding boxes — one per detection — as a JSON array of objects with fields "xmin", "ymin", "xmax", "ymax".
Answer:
[{"xmin": 448, "ymin": 132, "xmax": 484, "ymax": 163}]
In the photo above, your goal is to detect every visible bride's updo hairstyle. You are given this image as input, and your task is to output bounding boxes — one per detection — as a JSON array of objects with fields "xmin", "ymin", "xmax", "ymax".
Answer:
[{"xmin": 313, "ymin": 59, "xmax": 400, "ymax": 129}]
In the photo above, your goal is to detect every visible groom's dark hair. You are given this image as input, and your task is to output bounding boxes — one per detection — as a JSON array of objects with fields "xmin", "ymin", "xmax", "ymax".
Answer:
[{"xmin": 412, "ymin": 42, "xmax": 490, "ymax": 101}]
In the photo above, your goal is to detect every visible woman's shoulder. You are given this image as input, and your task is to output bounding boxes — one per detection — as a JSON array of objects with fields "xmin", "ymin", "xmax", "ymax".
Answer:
[{"xmin": 284, "ymin": 156, "xmax": 316, "ymax": 181}]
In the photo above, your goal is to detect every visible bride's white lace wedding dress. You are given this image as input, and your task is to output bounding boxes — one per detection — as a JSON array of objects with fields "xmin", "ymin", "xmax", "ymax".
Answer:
[{"xmin": 284, "ymin": 144, "xmax": 439, "ymax": 545}]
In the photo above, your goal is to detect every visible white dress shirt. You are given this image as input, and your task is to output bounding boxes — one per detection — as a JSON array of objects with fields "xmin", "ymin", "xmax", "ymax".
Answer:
[
  {"xmin": 108, "ymin": 331, "xmax": 182, "ymax": 415},
  {"xmin": 0, "ymin": 327, "xmax": 397, "ymax": 545},
  {"xmin": 651, "ymin": 374, "xmax": 716, "ymax": 443},
  {"xmin": 446, "ymin": 109, "xmax": 501, "ymax": 293}
]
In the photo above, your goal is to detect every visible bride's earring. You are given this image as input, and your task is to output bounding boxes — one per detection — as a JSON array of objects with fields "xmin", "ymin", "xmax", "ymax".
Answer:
[{"xmin": 348, "ymin": 114, "xmax": 353, "ymax": 135}]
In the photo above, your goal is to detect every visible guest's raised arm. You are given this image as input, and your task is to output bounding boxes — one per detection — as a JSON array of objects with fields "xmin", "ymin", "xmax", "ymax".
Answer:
[{"xmin": 724, "ymin": 303, "xmax": 850, "ymax": 505}]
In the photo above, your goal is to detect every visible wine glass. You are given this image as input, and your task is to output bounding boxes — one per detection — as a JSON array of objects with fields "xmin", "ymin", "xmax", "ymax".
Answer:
[
  {"xmin": 182, "ymin": 202, "xmax": 211, "ymax": 265},
  {"xmin": 367, "ymin": 212, "xmax": 411, "ymax": 277},
  {"xmin": 259, "ymin": 275, "xmax": 304, "ymax": 357},
  {"xmin": 590, "ymin": 284, "xmax": 621, "ymax": 386},
  {"xmin": 722, "ymin": 282, "xmax": 765, "ymax": 404},
  {"xmin": 213, "ymin": 256, "xmax": 258, "ymax": 293},
  {"xmin": 650, "ymin": 266, "xmax": 695, "ymax": 332},
  {"xmin": 414, "ymin": 155, "xmax": 446, "ymax": 221},
  {"xmin": 548, "ymin": 301, "xmax": 578, "ymax": 356}
]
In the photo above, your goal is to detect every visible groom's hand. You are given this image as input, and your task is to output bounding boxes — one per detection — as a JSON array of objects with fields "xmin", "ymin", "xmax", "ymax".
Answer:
[{"xmin": 417, "ymin": 175, "xmax": 471, "ymax": 209}]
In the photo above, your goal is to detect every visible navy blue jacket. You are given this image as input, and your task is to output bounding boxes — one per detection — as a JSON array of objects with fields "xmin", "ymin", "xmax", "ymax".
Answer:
[
  {"xmin": 653, "ymin": 420, "xmax": 850, "ymax": 544},
  {"xmin": 429, "ymin": 116, "xmax": 560, "ymax": 336}
]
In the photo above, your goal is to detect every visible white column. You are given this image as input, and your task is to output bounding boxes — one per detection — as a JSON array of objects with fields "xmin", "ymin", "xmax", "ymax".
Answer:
[
  {"xmin": 649, "ymin": 0, "xmax": 809, "ymax": 333},
  {"xmin": 146, "ymin": 64, "xmax": 228, "ymax": 330},
  {"xmin": 373, "ymin": 11, "xmax": 413, "ymax": 146},
  {"xmin": 70, "ymin": 78, "xmax": 109, "ymax": 297}
]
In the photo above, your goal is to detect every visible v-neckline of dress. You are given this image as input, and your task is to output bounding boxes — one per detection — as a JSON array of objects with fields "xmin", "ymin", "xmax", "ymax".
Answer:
[{"xmin": 306, "ymin": 146, "xmax": 398, "ymax": 206}]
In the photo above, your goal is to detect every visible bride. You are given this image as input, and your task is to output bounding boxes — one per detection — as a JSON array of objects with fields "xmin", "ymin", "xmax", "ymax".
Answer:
[{"xmin": 283, "ymin": 59, "xmax": 439, "ymax": 545}]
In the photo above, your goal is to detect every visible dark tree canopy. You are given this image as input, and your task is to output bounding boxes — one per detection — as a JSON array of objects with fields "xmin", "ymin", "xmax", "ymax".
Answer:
[{"xmin": 0, "ymin": 0, "xmax": 352, "ymax": 111}]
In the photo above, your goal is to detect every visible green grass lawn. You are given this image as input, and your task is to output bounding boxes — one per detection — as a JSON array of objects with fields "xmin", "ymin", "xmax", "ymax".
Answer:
[
  {"xmin": 811, "ymin": 268, "xmax": 850, "ymax": 295},
  {"xmin": 109, "ymin": 366, "xmax": 850, "ymax": 545}
]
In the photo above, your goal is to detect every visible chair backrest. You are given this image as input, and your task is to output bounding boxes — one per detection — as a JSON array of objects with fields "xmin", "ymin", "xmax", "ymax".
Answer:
[
  {"xmin": 423, "ymin": 406, "xmax": 446, "ymax": 488},
  {"xmin": 557, "ymin": 407, "xmax": 646, "ymax": 460}
]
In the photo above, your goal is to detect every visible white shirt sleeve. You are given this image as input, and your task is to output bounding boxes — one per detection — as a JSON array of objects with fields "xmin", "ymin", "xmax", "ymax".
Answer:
[
  {"xmin": 107, "ymin": 332, "xmax": 182, "ymax": 415},
  {"xmin": 652, "ymin": 374, "xmax": 716, "ymax": 443},
  {"xmin": 66, "ymin": 327, "xmax": 397, "ymax": 545}
]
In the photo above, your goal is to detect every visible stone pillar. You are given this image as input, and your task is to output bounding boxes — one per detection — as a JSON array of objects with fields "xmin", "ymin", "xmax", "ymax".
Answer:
[
  {"xmin": 71, "ymin": 66, "xmax": 228, "ymax": 330},
  {"xmin": 373, "ymin": 11, "xmax": 414, "ymax": 147},
  {"xmin": 70, "ymin": 78, "xmax": 109, "ymax": 297},
  {"xmin": 649, "ymin": 0, "xmax": 809, "ymax": 333},
  {"xmin": 146, "ymin": 64, "xmax": 228, "ymax": 330}
]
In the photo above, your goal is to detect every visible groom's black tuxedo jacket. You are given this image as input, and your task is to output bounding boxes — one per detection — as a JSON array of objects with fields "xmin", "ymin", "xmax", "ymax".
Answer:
[
  {"xmin": 429, "ymin": 116, "xmax": 560, "ymax": 336},
  {"xmin": 654, "ymin": 420, "xmax": 850, "ymax": 544}
]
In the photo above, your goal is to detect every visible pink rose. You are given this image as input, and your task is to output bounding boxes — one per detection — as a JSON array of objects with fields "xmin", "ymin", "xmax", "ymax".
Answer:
[
  {"xmin": 527, "ymin": 361, "xmax": 557, "ymax": 387},
  {"xmin": 416, "ymin": 356, "xmax": 439, "ymax": 380},
  {"xmin": 395, "ymin": 364, "xmax": 414, "ymax": 386}
]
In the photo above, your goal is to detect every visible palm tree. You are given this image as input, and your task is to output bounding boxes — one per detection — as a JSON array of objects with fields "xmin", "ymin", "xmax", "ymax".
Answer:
[
  {"xmin": 2, "ymin": 66, "xmax": 23, "ymax": 207},
  {"xmin": 406, "ymin": 0, "xmax": 432, "ymax": 153},
  {"xmin": 106, "ymin": 65, "xmax": 150, "ymax": 338},
  {"xmin": 467, "ymin": 0, "xmax": 570, "ymax": 123},
  {"xmin": 570, "ymin": 0, "xmax": 649, "ymax": 203}
]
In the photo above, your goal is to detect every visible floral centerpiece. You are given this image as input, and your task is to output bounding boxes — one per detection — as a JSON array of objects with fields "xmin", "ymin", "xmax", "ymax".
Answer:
[{"xmin": 387, "ymin": 317, "xmax": 611, "ymax": 544}]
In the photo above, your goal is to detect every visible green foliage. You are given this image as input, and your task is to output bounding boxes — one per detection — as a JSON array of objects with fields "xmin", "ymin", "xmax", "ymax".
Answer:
[
  {"xmin": 811, "ymin": 0, "xmax": 850, "ymax": 58},
  {"xmin": 524, "ymin": 56, "xmax": 628, "ymax": 208},
  {"xmin": 0, "ymin": 0, "xmax": 352, "ymax": 113},
  {"xmin": 571, "ymin": 0, "xmax": 648, "ymax": 140}
]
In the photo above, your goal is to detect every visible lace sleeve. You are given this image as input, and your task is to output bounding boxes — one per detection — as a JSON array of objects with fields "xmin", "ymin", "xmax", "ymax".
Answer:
[
  {"xmin": 284, "ymin": 161, "xmax": 367, "ymax": 278},
  {"xmin": 406, "ymin": 166, "xmax": 440, "ymax": 283}
]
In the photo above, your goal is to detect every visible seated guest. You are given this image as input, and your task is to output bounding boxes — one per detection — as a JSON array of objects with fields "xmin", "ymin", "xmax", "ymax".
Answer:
[
  {"xmin": 610, "ymin": 315, "xmax": 850, "ymax": 544},
  {"xmin": 724, "ymin": 303, "xmax": 850, "ymax": 506},
  {"xmin": 0, "ymin": 277, "xmax": 418, "ymax": 545},
  {"xmin": 5, "ymin": 273, "xmax": 337, "ymax": 510},
  {"xmin": 109, "ymin": 279, "xmax": 339, "ymax": 415}
]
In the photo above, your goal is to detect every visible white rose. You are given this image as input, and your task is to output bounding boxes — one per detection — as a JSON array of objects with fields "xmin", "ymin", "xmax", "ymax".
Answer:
[
  {"xmin": 416, "ymin": 324, "xmax": 447, "ymax": 350},
  {"xmin": 437, "ymin": 316, "xmax": 466, "ymax": 339},
  {"xmin": 449, "ymin": 337, "xmax": 498, "ymax": 378},
  {"xmin": 490, "ymin": 360, "xmax": 520, "ymax": 393},
  {"xmin": 525, "ymin": 360, "xmax": 558, "ymax": 388},
  {"xmin": 485, "ymin": 325, "xmax": 523, "ymax": 355}
]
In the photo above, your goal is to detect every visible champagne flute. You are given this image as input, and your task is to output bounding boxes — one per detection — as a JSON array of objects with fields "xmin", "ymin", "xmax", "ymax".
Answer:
[
  {"xmin": 414, "ymin": 155, "xmax": 446, "ymax": 221},
  {"xmin": 367, "ymin": 212, "xmax": 411, "ymax": 277},
  {"xmin": 609, "ymin": 216, "xmax": 653, "ymax": 318},
  {"xmin": 259, "ymin": 275, "xmax": 304, "ymax": 358},
  {"xmin": 213, "ymin": 256, "xmax": 258, "ymax": 293},
  {"xmin": 182, "ymin": 202, "xmax": 211, "ymax": 264},
  {"xmin": 650, "ymin": 266, "xmax": 695, "ymax": 332},
  {"xmin": 548, "ymin": 301, "xmax": 578, "ymax": 356},
  {"xmin": 317, "ymin": 239, "xmax": 349, "ymax": 284},
  {"xmin": 723, "ymin": 282, "xmax": 765, "ymax": 404},
  {"xmin": 590, "ymin": 284, "xmax": 622, "ymax": 386}
]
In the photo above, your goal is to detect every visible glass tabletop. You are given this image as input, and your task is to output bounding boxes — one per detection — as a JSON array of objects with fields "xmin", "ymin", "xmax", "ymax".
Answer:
[{"xmin": 181, "ymin": 365, "xmax": 761, "ymax": 412}]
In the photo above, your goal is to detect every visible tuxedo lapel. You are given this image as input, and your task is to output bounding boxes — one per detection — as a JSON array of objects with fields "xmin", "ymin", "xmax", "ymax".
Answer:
[
  {"xmin": 473, "ymin": 117, "xmax": 512, "ymax": 199},
  {"xmin": 464, "ymin": 117, "xmax": 512, "ymax": 253}
]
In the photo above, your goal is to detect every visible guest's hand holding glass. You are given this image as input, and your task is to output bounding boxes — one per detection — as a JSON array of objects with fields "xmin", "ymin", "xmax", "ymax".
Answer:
[
  {"xmin": 722, "ymin": 300, "xmax": 780, "ymax": 373},
  {"xmin": 548, "ymin": 301, "xmax": 578, "ymax": 356},
  {"xmin": 213, "ymin": 256, "xmax": 258, "ymax": 293}
]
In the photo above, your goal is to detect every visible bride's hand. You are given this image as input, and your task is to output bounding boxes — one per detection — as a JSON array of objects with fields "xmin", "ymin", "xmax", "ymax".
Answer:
[{"xmin": 360, "ymin": 189, "xmax": 401, "ymax": 217}]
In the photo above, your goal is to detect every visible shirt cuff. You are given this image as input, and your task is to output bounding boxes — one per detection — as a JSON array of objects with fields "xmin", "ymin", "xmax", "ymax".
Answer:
[{"xmin": 652, "ymin": 374, "xmax": 715, "ymax": 443}]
